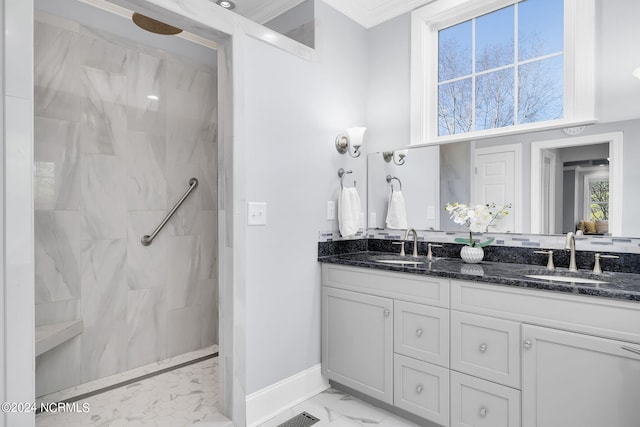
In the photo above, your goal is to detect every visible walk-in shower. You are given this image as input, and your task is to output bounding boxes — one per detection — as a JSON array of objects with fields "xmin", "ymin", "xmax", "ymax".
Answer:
[{"xmin": 33, "ymin": 0, "xmax": 220, "ymax": 423}]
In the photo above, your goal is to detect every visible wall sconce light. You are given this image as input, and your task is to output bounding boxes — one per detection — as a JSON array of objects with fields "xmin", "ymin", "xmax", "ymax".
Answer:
[
  {"xmin": 335, "ymin": 127, "xmax": 366, "ymax": 158},
  {"xmin": 634, "ymin": 67, "xmax": 640, "ymax": 80},
  {"xmin": 383, "ymin": 149, "xmax": 408, "ymax": 165}
]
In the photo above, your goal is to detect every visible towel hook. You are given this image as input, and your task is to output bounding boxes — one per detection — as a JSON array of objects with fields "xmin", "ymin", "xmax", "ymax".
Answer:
[
  {"xmin": 386, "ymin": 175, "xmax": 402, "ymax": 192},
  {"xmin": 338, "ymin": 168, "xmax": 356, "ymax": 189}
]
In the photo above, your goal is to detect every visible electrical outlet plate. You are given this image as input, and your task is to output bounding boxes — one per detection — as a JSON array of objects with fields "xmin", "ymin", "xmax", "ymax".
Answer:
[
  {"xmin": 327, "ymin": 201, "xmax": 336, "ymax": 220},
  {"xmin": 427, "ymin": 206, "xmax": 435, "ymax": 219},
  {"xmin": 248, "ymin": 202, "xmax": 267, "ymax": 225}
]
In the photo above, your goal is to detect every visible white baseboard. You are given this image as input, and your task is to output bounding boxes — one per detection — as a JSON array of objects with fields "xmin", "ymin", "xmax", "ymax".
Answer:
[{"xmin": 245, "ymin": 364, "xmax": 330, "ymax": 427}]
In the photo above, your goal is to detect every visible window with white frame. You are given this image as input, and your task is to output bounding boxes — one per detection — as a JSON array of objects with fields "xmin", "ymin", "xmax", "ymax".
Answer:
[
  {"xmin": 411, "ymin": 0, "xmax": 595, "ymax": 144},
  {"xmin": 584, "ymin": 175, "xmax": 609, "ymax": 222}
]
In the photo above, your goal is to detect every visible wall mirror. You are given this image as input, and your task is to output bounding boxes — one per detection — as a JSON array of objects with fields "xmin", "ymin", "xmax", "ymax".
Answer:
[
  {"xmin": 219, "ymin": 0, "xmax": 315, "ymax": 48},
  {"xmin": 367, "ymin": 121, "xmax": 637, "ymax": 238}
]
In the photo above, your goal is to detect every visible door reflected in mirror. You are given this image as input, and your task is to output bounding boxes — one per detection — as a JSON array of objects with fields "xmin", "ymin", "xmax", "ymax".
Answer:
[
  {"xmin": 539, "ymin": 144, "xmax": 609, "ymax": 234},
  {"xmin": 531, "ymin": 132, "xmax": 622, "ymax": 236}
]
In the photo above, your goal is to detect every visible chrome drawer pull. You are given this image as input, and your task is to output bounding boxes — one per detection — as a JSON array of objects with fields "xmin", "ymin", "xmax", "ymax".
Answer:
[
  {"xmin": 622, "ymin": 345, "xmax": 640, "ymax": 355},
  {"xmin": 416, "ymin": 385, "xmax": 423, "ymax": 394},
  {"xmin": 523, "ymin": 340, "xmax": 532, "ymax": 349},
  {"xmin": 479, "ymin": 407, "xmax": 488, "ymax": 417},
  {"xmin": 479, "ymin": 343, "xmax": 487, "ymax": 353},
  {"xmin": 384, "ymin": 309, "xmax": 391, "ymax": 317},
  {"xmin": 416, "ymin": 328, "xmax": 423, "ymax": 337}
]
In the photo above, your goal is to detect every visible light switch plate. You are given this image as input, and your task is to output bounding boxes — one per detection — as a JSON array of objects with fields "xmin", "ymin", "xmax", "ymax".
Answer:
[{"xmin": 248, "ymin": 202, "xmax": 267, "ymax": 225}]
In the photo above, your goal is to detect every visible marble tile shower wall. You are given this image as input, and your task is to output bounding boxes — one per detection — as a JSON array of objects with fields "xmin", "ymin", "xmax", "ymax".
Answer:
[{"xmin": 33, "ymin": 14, "xmax": 218, "ymax": 397}]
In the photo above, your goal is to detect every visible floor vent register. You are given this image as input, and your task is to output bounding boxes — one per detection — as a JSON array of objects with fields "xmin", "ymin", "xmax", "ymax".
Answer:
[{"xmin": 276, "ymin": 411, "xmax": 320, "ymax": 427}]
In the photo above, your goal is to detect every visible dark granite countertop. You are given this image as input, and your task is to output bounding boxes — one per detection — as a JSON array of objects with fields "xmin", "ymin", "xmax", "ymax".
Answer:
[{"xmin": 318, "ymin": 251, "xmax": 640, "ymax": 302}]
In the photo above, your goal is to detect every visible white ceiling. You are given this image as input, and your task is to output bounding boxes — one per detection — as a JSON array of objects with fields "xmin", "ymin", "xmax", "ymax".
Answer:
[
  {"xmin": 233, "ymin": 0, "xmax": 436, "ymax": 28},
  {"xmin": 321, "ymin": 0, "xmax": 437, "ymax": 29}
]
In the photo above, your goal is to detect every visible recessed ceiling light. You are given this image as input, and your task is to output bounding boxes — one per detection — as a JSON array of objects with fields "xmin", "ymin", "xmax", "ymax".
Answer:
[
  {"xmin": 216, "ymin": 0, "xmax": 236, "ymax": 10},
  {"xmin": 147, "ymin": 94, "xmax": 159, "ymax": 101}
]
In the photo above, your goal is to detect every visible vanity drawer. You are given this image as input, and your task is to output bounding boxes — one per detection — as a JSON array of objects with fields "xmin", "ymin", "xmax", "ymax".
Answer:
[
  {"xmin": 394, "ymin": 300, "xmax": 449, "ymax": 367},
  {"xmin": 451, "ymin": 279, "xmax": 640, "ymax": 345},
  {"xmin": 394, "ymin": 354, "xmax": 450, "ymax": 426},
  {"xmin": 451, "ymin": 311, "xmax": 521, "ymax": 388},
  {"xmin": 322, "ymin": 264, "xmax": 449, "ymax": 308},
  {"xmin": 451, "ymin": 371, "xmax": 521, "ymax": 427}
]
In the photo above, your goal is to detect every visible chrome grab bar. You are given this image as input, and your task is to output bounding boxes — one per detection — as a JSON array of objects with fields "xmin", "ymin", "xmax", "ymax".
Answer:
[{"xmin": 141, "ymin": 178, "xmax": 198, "ymax": 246}]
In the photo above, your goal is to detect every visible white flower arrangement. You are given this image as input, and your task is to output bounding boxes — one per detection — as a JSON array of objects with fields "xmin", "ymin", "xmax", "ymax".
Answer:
[{"xmin": 444, "ymin": 202, "xmax": 511, "ymax": 247}]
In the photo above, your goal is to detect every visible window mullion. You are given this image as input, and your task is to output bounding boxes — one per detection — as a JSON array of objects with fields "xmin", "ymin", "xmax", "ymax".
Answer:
[
  {"xmin": 471, "ymin": 17, "xmax": 476, "ymax": 131},
  {"xmin": 514, "ymin": 2, "xmax": 519, "ymax": 125},
  {"xmin": 439, "ymin": 74, "xmax": 474, "ymax": 86},
  {"xmin": 518, "ymin": 51, "xmax": 563, "ymax": 66}
]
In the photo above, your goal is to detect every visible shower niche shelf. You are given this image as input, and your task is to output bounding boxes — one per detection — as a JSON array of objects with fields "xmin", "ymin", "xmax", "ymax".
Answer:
[{"xmin": 35, "ymin": 320, "xmax": 84, "ymax": 357}]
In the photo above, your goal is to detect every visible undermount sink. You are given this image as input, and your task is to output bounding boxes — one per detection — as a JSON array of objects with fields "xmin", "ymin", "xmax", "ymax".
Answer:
[
  {"xmin": 375, "ymin": 259, "xmax": 424, "ymax": 266},
  {"xmin": 524, "ymin": 274, "xmax": 608, "ymax": 284}
]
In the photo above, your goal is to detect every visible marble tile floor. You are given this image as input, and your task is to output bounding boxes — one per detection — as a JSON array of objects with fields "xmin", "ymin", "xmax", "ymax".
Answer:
[
  {"xmin": 36, "ymin": 346, "xmax": 229, "ymax": 427},
  {"xmin": 258, "ymin": 388, "xmax": 421, "ymax": 427},
  {"xmin": 37, "ymin": 345, "xmax": 219, "ymax": 406}
]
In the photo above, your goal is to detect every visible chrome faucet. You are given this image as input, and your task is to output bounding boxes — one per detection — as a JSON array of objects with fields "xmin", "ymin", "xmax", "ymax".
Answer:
[
  {"xmin": 565, "ymin": 232, "xmax": 578, "ymax": 271},
  {"xmin": 427, "ymin": 243, "xmax": 443, "ymax": 261},
  {"xmin": 534, "ymin": 250, "xmax": 555, "ymax": 270},
  {"xmin": 593, "ymin": 253, "xmax": 619, "ymax": 274},
  {"xmin": 404, "ymin": 228, "xmax": 419, "ymax": 258}
]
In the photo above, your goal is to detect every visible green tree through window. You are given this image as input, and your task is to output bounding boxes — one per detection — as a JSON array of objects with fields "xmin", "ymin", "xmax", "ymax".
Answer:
[{"xmin": 589, "ymin": 179, "xmax": 609, "ymax": 221}]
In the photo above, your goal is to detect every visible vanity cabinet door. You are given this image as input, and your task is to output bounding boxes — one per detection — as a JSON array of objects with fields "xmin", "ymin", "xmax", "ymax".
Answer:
[
  {"xmin": 322, "ymin": 287, "xmax": 393, "ymax": 404},
  {"xmin": 522, "ymin": 324, "xmax": 640, "ymax": 427}
]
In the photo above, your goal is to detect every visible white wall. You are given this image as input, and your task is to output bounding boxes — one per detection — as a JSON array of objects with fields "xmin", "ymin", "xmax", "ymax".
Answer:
[
  {"xmin": 596, "ymin": 0, "xmax": 640, "ymax": 122},
  {"xmin": 3, "ymin": 0, "xmax": 36, "ymax": 425},
  {"xmin": 244, "ymin": 1, "xmax": 368, "ymax": 394},
  {"xmin": 366, "ymin": 13, "xmax": 411, "ymax": 154}
]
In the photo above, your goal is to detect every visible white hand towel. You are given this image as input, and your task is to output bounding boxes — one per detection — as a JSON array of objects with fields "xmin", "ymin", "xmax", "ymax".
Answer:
[
  {"xmin": 338, "ymin": 187, "xmax": 362, "ymax": 237},
  {"xmin": 386, "ymin": 191, "xmax": 408, "ymax": 229}
]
